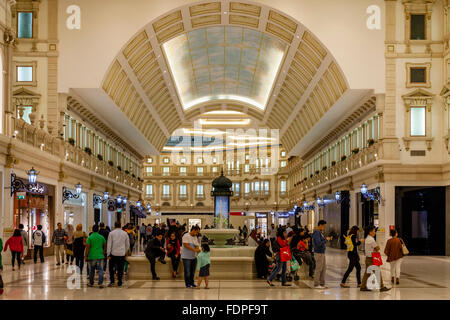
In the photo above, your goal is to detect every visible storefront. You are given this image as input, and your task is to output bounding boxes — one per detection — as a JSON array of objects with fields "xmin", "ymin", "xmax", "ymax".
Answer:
[
  {"xmin": 323, "ymin": 192, "xmax": 350, "ymax": 249},
  {"xmin": 357, "ymin": 188, "xmax": 380, "ymax": 231},
  {"xmin": 395, "ymin": 186, "xmax": 446, "ymax": 256},
  {"xmin": 157, "ymin": 212, "xmax": 214, "ymax": 228},
  {"xmin": 130, "ymin": 206, "xmax": 147, "ymax": 227},
  {"xmin": 12, "ymin": 177, "xmax": 55, "ymax": 258},
  {"xmin": 63, "ymin": 189, "xmax": 87, "ymax": 230},
  {"xmin": 255, "ymin": 213, "xmax": 268, "ymax": 238},
  {"xmin": 276, "ymin": 212, "xmax": 295, "ymax": 228}
]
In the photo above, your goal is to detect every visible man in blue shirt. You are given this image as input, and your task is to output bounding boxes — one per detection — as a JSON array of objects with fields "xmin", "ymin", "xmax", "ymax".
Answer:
[{"xmin": 312, "ymin": 220, "xmax": 332, "ymax": 289}]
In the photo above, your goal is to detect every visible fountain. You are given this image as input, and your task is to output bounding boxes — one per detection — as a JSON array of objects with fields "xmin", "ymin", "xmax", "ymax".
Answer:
[{"xmin": 201, "ymin": 170, "xmax": 239, "ymax": 246}]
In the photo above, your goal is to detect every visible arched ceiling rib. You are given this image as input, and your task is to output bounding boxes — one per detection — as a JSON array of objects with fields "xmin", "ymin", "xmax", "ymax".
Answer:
[{"xmin": 101, "ymin": 1, "xmax": 351, "ymax": 155}]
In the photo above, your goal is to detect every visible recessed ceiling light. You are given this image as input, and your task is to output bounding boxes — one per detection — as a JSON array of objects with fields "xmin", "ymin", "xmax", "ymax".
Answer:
[{"xmin": 199, "ymin": 119, "xmax": 251, "ymax": 126}]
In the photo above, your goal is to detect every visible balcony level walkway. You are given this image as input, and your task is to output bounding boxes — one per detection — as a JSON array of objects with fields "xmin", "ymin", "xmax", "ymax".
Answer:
[{"xmin": 0, "ymin": 248, "xmax": 448, "ymax": 300}]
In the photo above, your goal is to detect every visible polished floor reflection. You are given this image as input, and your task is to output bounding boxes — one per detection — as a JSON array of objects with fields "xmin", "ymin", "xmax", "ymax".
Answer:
[{"xmin": 0, "ymin": 249, "xmax": 448, "ymax": 300}]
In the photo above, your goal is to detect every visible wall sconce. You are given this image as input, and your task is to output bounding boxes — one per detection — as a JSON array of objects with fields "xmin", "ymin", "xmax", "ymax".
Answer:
[
  {"xmin": 361, "ymin": 183, "xmax": 382, "ymax": 204},
  {"xmin": 62, "ymin": 183, "xmax": 82, "ymax": 203}
]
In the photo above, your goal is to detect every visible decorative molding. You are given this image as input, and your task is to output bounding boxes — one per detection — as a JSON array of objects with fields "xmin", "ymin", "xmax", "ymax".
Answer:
[{"xmin": 405, "ymin": 62, "xmax": 431, "ymax": 88}]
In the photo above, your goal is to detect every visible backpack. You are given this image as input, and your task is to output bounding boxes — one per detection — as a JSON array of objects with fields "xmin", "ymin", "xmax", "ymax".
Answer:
[
  {"xmin": 344, "ymin": 233, "xmax": 354, "ymax": 252},
  {"xmin": 33, "ymin": 230, "xmax": 45, "ymax": 246}
]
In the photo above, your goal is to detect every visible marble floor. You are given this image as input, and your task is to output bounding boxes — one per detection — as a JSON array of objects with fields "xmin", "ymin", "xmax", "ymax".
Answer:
[{"xmin": 0, "ymin": 249, "xmax": 449, "ymax": 300}]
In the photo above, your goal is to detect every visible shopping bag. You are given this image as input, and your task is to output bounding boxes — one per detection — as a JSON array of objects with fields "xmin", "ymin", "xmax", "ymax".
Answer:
[
  {"xmin": 290, "ymin": 257, "xmax": 300, "ymax": 272},
  {"xmin": 372, "ymin": 252, "xmax": 383, "ymax": 266},
  {"xmin": 401, "ymin": 239, "xmax": 409, "ymax": 255},
  {"xmin": 280, "ymin": 246, "xmax": 292, "ymax": 262}
]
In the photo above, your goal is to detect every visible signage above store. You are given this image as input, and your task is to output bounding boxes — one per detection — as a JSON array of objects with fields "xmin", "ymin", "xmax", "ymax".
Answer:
[
  {"xmin": 17, "ymin": 192, "xmax": 26, "ymax": 200},
  {"xmin": 256, "ymin": 213, "xmax": 267, "ymax": 218}
]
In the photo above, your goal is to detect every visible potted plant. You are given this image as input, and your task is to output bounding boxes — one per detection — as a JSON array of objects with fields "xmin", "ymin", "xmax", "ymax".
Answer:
[
  {"xmin": 315, "ymin": 170, "xmax": 319, "ymax": 175},
  {"xmin": 303, "ymin": 178, "xmax": 307, "ymax": 182},
  {"xmin": 368, "ymin": 139, "xmax": 375, "ymax": 146},
  {"xmin": 322, "ymin": 166, "xmax": 327, "ymax": 171},
  {"xmin": 352, "ymin": 148, "xmax": 360, "ymax": 154},
  {"xmin": 341, "ymin": 155, "xmax": 347, "ymax": 161},
  {"xmin": 68, "ymin": 138, "xmax": 75, "ymax": 146},
  {"xmin": 108, "ymin": 160, "xmax": 114, "ymax": 167},
  {"xmin": 132, "ymin": 174, "xmax": 136, "ymax": 178},
  {"xmin": 310, "ymin": 174, "xmax": 313, "ymax": 178},
  {"xmin": 84, "ymin": 147, "xmax": 92, "ymax": 156},
  {"xmin": 117, "ymin": 166, "xmax": 122, "ymax": 171},
  {"xmin": 125, "ymin": 170, "xmax": 130, "ymax": 175},
  {"xmin": 97, "ymin": 154, "xmax": 103, "ymax": 161},
  {"xmin": 331, "ymin": 161, "xmax": 336, "ymax": 166}
]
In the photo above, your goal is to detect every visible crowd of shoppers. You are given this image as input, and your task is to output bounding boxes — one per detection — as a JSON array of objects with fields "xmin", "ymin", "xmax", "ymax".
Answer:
[{"xmin": 250, "ymin": 221, "xmax": 404, "ymax": 292}]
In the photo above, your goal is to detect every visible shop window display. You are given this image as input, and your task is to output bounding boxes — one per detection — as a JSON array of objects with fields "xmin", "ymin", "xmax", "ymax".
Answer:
[{"xmin": 63, "ymin": 191, "xmax": 87, "ymax": 230}]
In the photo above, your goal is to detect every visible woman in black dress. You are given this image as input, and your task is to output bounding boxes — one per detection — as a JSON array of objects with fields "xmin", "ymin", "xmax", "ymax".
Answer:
[{"xmin": 254, "ymin": 239, "xmax": 273, "ymax": 279}]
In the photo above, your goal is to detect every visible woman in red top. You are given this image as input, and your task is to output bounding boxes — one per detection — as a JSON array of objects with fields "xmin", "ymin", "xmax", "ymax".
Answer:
[
  {"xmin": 4, "ymin": 229, "xmax": 24, "ymax": 270},
  {"xmin": 267, "ymin": 228, "xmax": 292, "ymax": 287},
  {"xmin": 166, "ymin": 231, "xmax": 181, "ymax": 278}
]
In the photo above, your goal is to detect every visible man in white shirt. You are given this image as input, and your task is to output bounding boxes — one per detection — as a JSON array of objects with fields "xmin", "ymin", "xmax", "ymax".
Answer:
[
  {"xmin": 360, "ymin": 226, "xmax": 390, "ymax": 292},
  {"xmin": 181, "ymin": 225, "xmax": 200, "ymax": 288},
  {"xmin": 269, "ymin": 224, "xmax": 277, "ymax": 245},
  {"xmin": 107, "ymin": 221, "xmax": 130, "ymax": 287},
  {"xmin": 32, "ymin": 225, "xmax": 46, "ymax": 263}
]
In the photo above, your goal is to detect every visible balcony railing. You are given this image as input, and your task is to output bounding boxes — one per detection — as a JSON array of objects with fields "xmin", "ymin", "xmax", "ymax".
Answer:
[
  {"xmin": 12, "ymin": 118, "xmax": 142, "ymax": 192},
  {"xmin": 161, "ymin": 194, "xmax": 171, "ymax": 200},
  {"xmin": 178, "ymin": 194, "xmax": 188, "ymax": 201},
  {"xmin": 294, "ymin": 143, "xmax": 380, "ymax": 192}
]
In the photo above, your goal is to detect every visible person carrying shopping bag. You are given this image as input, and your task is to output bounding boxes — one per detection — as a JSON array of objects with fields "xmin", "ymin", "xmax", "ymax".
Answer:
[
  {"xmin": 360, "ymin": 226, "xmax": 391, "ymax": 292},
  {"xmin": 266, "ymin": 228, "xmax": 292, "ymax": 287}
]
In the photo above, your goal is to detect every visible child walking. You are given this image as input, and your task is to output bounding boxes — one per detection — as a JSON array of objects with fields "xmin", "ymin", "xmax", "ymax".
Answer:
[{"xmin": 196, "ymin": 243, "xmax": 210, "ymax": 289}]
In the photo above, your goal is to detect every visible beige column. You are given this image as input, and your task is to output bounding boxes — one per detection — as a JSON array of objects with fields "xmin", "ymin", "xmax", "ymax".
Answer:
[
  {"xmin": 382, "ymin": 0, "xmax": 400, "ymax": 160},
  {"xmin": 3, "ymin": 30, "xmax": 14, "ymax": 137}
]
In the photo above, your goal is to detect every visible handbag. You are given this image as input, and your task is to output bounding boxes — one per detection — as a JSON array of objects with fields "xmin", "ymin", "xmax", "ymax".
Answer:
[
  {"xmin": 372, "ymin": 252, "xmax": 383, "ymax": 266},
  {"xmin": 290, "ymin": 257, "xmax": 300, "ymax": 272},
  {"xmin": 400, "ymin": 239, "xmax": 409, "ymax": 255},
  {"xmin": 280, "ymin": 246, "xmax": 292, "ymax": 262}
]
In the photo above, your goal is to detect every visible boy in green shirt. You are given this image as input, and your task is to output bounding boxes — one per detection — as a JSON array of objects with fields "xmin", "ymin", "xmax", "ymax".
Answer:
[{"xmin": 85, "ymin": 225, "xmax": 106, "ymax": 288}]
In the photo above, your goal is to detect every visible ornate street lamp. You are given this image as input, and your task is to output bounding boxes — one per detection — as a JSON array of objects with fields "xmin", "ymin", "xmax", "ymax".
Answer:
[
  {"xmin": 360, "ymin": 183, "xmax": 381, "ymax": 203},
  {"xmin": 136, "ymin": 200, "xmax": 141, "ymax": 208},
  {"xmin": 117, "ymin": 195, "xmax": 122, "ymax": 204},
  {"xmin": 335, "ymin": 191, "xmax": 341, "ymax": 202},
  {"xmin": 123, "ymin": 196, "xmax": 127, "ymax": 204},
  {"xmin": 360, "ymin": 183, "xmax": 368, "ymax": 196},
  {"xmin": 27, "ymin": 167, "xmax": 38, "ymax": 185},
  {"xmin": 10, "ymin": 167, "xmax": 45, "ymax": 196}
]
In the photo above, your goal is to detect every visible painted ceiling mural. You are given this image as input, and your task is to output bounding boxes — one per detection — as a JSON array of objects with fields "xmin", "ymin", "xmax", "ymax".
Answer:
[{"xmin": 163, "ymin": 26, "xmax": 287, "ymax": 111}]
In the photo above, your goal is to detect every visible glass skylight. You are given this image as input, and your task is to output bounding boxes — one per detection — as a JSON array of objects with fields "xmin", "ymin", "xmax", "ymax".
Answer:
[{"xmin": 163, "ymin": 26, "xmax": 287, "ymax": 111}]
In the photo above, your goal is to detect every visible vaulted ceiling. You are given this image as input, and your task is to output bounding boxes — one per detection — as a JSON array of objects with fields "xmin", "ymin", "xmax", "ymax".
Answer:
[{"xmin": 101, "ymin": 1, "xmax": 355, "ymax": 155}]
